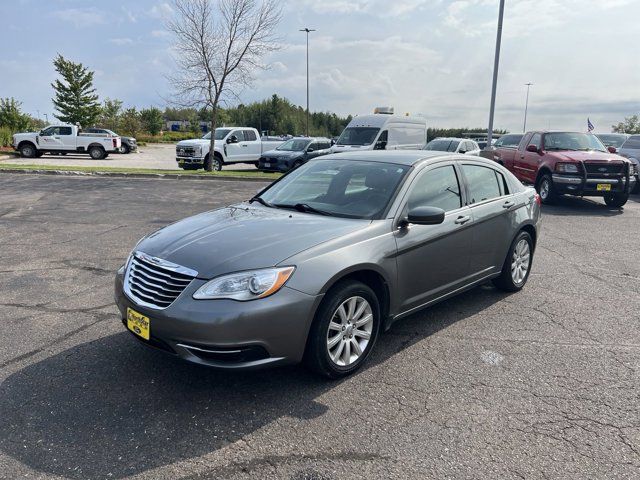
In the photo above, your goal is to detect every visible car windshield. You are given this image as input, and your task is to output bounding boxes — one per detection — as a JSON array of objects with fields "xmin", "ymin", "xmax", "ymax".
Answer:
[
  {"xmin": 336, "ymin": 127, "xmax": 380, "ymax": 146},
  {"xmin": 544, "ymin": 133, "xmax": 607, "ymax": 152},
  {"xmin": 596, "ymin": 134, "xmax": 628, "ymax": 148},
  {"xmin": 258, "ymin": 159, "xmax": 409, "ymax": 219},
  {"xmin": 277, "ymin": 139, "xmax": 310, "ymax": 151},
  {"xmin": 425, "ymin": 139, "xmax": 458, "ymax": 152},
  {"xmin": 203, "ymin": 129, "xmax": 231, "ymax": 141}
]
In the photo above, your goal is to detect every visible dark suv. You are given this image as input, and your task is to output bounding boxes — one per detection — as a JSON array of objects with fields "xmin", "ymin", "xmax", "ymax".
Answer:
[
  {"xmin": 84, "ymin": 128, "xmax": 137, "ymax": 154},
  {"xmin": 258, "ymin": 137, "xmax": 332, "ymax": 172}
]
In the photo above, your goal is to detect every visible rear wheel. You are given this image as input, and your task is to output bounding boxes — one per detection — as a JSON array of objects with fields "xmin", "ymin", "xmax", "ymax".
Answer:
[
  {"xmin": 121, "ymin": 144, "xmax": 130, "ymax": 154},
  {"xmin": 19, "ymin": 143, "xmax": 36, "ymax": 158},
  {"xmin": 89, "ymin": 146, "xmax": 105, "ymax": 160},
  {"xmin": 492, "ymin": 231, "xmax": 534, "ymax": 292},
  {"xmin": 304, "ymin": 280, "xmax": 380, "ymax": 378},
  {"xmin": 603, "ymin": 192, "xmax": 629, "ymax": 208},
  {"xmin": 536, "ymin": 174, "xmax": 557, "ymax": 204}
]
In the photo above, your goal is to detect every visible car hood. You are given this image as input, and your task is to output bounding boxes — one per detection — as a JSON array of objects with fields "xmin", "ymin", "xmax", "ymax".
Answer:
[
  {"xmin": 136, "ymin": 204, "xmax": 369, "ymax": 278},
  {"xmin": 262, "ymin": 149, "xmax": 303, "ymax": 159},
  {"xmin": 549, "ymin": 150, "xmax": 629, "ymax": 163},
  {"xmin": 176, "ymin": 139, "xmax": 210, "ymax": 147}
]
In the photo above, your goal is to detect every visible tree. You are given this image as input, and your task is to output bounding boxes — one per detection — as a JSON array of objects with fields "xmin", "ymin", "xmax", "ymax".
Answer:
[
  {"xmin": 167, "ymin": 0, "xmax": 282, "ymax": 170},
  {"xmin": 120, "ymin": 107, "xmax": 141, "ymax": 137},
  {"xmin": 612, "ymin": 115, "xmax": 640, "ymax": 134},
  {"xmin": 51, "ymin": 54, "xmax": 101, "ymax": 127},
  {"xmin": 98, "ymin": 98, "xmax": 123, "ymax": 132},
  {"xmin": 0, "ymin": 97, "xmax": 32, "ymax": 132},
  {"xmin": 140, "ymin": 107, "xmax": 165, "ymax": 135}
]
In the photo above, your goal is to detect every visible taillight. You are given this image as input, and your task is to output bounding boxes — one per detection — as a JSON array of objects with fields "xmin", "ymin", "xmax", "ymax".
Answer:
[{"xmin": 534, "ymin": 193, "xmax": 541, "ymax": 206}]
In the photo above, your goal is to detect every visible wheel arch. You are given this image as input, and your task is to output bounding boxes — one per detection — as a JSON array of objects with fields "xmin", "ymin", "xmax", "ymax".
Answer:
[
  {"xmin": 534, "ymin": 166, "xmax": 553, "ymax": 186},
  {"xmin": 17, "ymin": 140, "xmax": 37, "ymax": 150}
]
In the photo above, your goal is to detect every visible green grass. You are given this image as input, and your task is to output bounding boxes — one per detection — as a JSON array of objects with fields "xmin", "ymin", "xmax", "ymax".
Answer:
[{"xmin": 0, "ymin": 162, "xmax": 281, "ymax": 180}]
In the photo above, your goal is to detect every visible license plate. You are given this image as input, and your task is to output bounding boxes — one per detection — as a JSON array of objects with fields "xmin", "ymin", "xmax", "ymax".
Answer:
[
  {"xmin": 597, "ymin": 183, "xmax": 611, "ymax": 191},
  {"xmin": 264, "ymin": 162, "xmax": 271, "ymax": 168},
  {"xmin": 127, "ymin": 307, "xmax": 150, "ymax": 340}
]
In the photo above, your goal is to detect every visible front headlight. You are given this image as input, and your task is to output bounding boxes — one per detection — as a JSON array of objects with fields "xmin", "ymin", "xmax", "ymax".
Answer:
[
  {"xmin": 193, "ymin": 266, "xmax": 295, "ymax": 301},
  {"xmin": 556, "ymin": 162, "xmax": 579, "ymax": 173}
]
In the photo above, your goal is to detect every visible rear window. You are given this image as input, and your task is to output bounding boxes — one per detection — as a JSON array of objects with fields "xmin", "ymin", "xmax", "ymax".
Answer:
[{"xmin": 622, "ymin": 136, "xmax": 640, "ymax": 150}]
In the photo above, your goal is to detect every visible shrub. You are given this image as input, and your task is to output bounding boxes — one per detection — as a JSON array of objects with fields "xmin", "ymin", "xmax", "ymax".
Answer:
[{"xmin": 0, "ymin": 127, "xmax": 12, "ymax": 147}]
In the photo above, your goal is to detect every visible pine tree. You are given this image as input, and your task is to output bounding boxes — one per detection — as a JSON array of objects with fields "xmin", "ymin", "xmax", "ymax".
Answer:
[{"xmin": 51, "ymin": 54, "xmax": 101, "ymax": 127}]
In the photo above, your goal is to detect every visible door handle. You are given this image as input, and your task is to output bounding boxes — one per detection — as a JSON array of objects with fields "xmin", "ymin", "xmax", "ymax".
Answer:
[
  {"xmin": 520, "ymin": 155, "xmax": 525, "ymax": 159},
  {"xmin": 502, "ymin": 200, "xmax": 515, "ymax": 209},
  {"xmin": 241, "ymin": 144, "xmax": 248, "ymax": 147},
  {"xmin": 454, "ymin": 215, "xmax": 471, "ymax": 225},
  {"xmin": 54, "ymin": 136, "xmax": 60, "ymax": 139}
]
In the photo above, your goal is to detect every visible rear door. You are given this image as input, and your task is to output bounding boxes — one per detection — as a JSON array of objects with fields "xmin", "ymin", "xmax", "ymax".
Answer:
[
  {"xmin": 58, "ymin": 126, "xmax": 76, "ymax": 150},
  {"xmin": 242, "ymin": 129, "xmax": 261, "ymax": 161},
  {"xmin": 516, "ymin": 132, "xmax": 541, "ymax": 183},
  {"xmin": 460, "ymin": 163, "xmax": 516, "ymax": 277},
  {"xmin": 394, "ymin": 162, "xmax": 474, "ymax": 313}
]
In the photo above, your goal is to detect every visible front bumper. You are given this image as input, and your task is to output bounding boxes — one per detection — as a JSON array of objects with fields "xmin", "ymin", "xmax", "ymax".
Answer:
[
  {"xmin": 552, "ymin": 174, "xmax": 635, "ymax": 196},
  {"xmin": 258, "ymin": 157, "xmax": 292, "ymax": 172},
  {"xmin": 177, "ymin": 157, "xmax": 204, "ymax": 167},
  {"xmin": 114, "ymin": 271, "xmax": 322, "ymax": 369}
]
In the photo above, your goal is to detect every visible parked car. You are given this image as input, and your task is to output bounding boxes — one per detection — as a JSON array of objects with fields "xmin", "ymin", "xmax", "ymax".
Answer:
[
  {"xmin": 258, "ymin": 137, "xmax": 332, "ymax": 172},
  {"xmin": 425, "ymin": 138, "xmax": 480, "ymax": 156},
  {"xmin": 115, "ymin": 151, "xmax": 541, "ymax": 378},
  {"xmin": 12, "ymin": 124, "xmax": 121, "ymax": 159},
  {"xmin": 84, "ymin": 128, "xmax": 137, "ymax": 154},
  {"xmin": 615, "ymin": 134, "xmax": 640, "ymax": 193},
  {"xmin": 480, "ymin": 133, "xmax": 525, "ymax": 162},
  {"xmin": 331, "ymin": 107, "xmax": 427, "ymax": 153},
  {"xmin": 595, "ymin": 133, "xmax": 630, "ymax": 149},
  {"xmin": 494, "ymin": 131, "xmax": 635, "ymax": 207},
  {"xmin": 175, "ymin": 127, "xmax": 285, "ymax": 171}
]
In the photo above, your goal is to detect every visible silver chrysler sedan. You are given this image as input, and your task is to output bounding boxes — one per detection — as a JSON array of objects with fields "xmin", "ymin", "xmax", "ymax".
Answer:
[{"xmin": 115, "ymin": 151, "xmax": 541, "ymax": 378}]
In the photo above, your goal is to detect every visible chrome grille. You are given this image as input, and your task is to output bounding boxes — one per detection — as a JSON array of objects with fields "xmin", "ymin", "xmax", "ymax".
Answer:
[
  {"xmin": 124, "ymin": 252, "xmax": 197, "ymax": 309},
  {"xmin": 176, "ymin": 146, "xmax": 196, "ymax": 157}
]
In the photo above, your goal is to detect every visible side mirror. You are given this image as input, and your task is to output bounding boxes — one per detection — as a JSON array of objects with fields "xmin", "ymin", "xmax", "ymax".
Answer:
[
  {"xmin": 227, "ymin": 135, "xmax": 239, "ymax": 144},
  {"xmin": 526, "ymin": 144, "xmax": 538, "ymax": 153},
  {"xmin": 39, "ymin": 130, "xmax": 44, "ymax": 135},
  {"xmin": 608, "ymin": 146, "xmax": 617, "ymax": 153},
  {"xmin": 407, "ymin": 206, "xmax": 445, "ymax": 226},
  {"xmin": 459, "ymin": 150, "xmax": 466, "ymax": 154},
  {"xmin": 306, "ymin": 147, "xmax": 314, "ymax": 153},
  {"xmin": 331, "ymin": 139, "xmax": 336, "ymax": 146}
]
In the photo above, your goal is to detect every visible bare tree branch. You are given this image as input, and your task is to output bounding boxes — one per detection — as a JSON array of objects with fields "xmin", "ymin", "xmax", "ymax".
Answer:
[{"xmin": 166, "ymin": 0, "xmax": 282, "ymax": 170}]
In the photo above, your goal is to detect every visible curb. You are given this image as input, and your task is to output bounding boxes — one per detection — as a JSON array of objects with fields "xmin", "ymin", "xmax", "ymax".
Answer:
[{"xmin": 0, "ymin": 168, "xmax": 274, "ymax": 183}]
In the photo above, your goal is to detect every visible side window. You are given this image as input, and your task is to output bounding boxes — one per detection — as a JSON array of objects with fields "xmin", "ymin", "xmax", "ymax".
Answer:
[
  {"xmin": 461, "ymin": 165, "xmax": 502, "ymax": 204},
  {"xmin": 622, "ymin": 136, "xmax": 640, "ymax": 150},
  {"xmin": 243, "ymin": 130, "xmax": 257, "ymax": 141},
  {"xmin": 529, "ymin": 133, "xmax": 541, "ymax": 148},
  {"xmin": 496, "ymin": 170, "xmax": 509, "ymax": 195},
  {"xmin": 494, "ymin": 137, "xmax": 504, "ymax": 147},
  {"xmin": 518, "ymin": 134, "xmax": 531, "ymax": 151},
  {"xmin": 448, "ymin": 141, "xmax": 459, "ymax": 152},
  {"xmin": 230, "ymin": 130, "xmax": 242, "ymax": 141},
  {"xmin": 40, "ymin": 127, "xmax": 56, "ymax": 136},
  {"xmin": 59, "ymin": 127, "xmax": 73, "ymax": 135},
  {"xmin": 375, "ymin": 130, "xmax": 388, "ymax": 150},
  {"xmin": 308, "ymin": 142, "xmax": 319, "ymax": 151},
  {"xmin": 407, "ymin": 165, "xmax": 462, "ymax": 213}
]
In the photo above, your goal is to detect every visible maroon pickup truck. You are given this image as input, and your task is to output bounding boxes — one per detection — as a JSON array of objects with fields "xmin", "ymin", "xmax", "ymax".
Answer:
[{"xmin": 483, "ymin": 131, "xmax": 636, "ymax": 207}]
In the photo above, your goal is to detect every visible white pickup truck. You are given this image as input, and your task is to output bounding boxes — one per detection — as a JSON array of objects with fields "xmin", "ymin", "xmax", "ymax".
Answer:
[
  {"xmin": 12, "ymin": 124, "xmax": 122, "ymax": 160},
  {"xmin": 176, "ymin": 127, "xmax": 285, "ymax": 170}
]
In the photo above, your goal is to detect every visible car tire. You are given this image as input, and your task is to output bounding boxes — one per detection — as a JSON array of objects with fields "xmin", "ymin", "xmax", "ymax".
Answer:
[
  {"xmin": 88, "ymin": 146, "xmax": 105, "ymax": 160},
  {"xmin": 631, "ymin": 178, "xmax": 639, "ymax": 195},
  {"xmin": 19, "ymin": 143, "xmax": 37, "ymax": 158},
  {"xmin": 536, "ymin": 174, "xmax": 557, "ymax": 205},
  {"xmin": 492, "ymin": 230, "xmax": 534, "ymax": 292},
  {"xmin": 603, "ymin": 192, "xmax": 629, "ymax": 208},
  {"xmin": 304, "ymin": 280, "xmax": 381, "ymax": 379},
  {"xmin": 121, "ymin": 144, "xmax": 130, "ymax": 154}
]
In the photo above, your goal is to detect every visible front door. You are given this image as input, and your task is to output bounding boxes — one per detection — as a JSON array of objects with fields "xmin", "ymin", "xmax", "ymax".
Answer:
[
  {"xmin": 394, "ymin": 163, "xmax": 474, "ymax": 314},
  {"xmin": 515, "ymin": 132, "xmax": 541, "ymax": 183},
  {"xmin": 224, "ymin": 129, "xmax": 245, "ymax": 162}
]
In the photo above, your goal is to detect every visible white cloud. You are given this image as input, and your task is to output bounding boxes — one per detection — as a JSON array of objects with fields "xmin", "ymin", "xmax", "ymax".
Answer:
[
  {"xmin": 299, "ymin": 0, "xmax": 428, "ymax": 17},
  {"xmin": 148, "ymin": 2, "xmax": 173, "ymax": 19},
  {"xmin": 151, "ymin": 29, "xmax": 171, "ymax": 38},
  {"xmin": 109, "ymin": 38, "xmax": 134, "ymax": 46},
  {"xmin": 51, "ymin": 8, "xmax": 107, "ymax": 28}
]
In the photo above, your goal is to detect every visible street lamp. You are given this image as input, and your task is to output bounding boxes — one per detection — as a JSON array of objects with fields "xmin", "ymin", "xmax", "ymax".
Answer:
[
  {"xmin": 299, "ymin": 27, "xmax": 315, "ymax": 136},
  {"xmin": 486, "ymin": 0, "xmax": 505, "ymax": 145},
  {"xmin": 523, "ymin": 83, "xmax": 533, "ymax": 132}
]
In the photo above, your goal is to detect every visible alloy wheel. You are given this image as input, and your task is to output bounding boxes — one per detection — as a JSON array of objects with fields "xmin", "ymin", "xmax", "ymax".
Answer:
[
  {"xmin": 539, "ymin": 179, "xmax": 549, "ymax": 200},
  {"xmin": 511, "ymin": 238, "xmax": 531, "ymax": 284},
  {"xmin": 326, "ymin": 296, "xmax": 373, "ymax": 367}
]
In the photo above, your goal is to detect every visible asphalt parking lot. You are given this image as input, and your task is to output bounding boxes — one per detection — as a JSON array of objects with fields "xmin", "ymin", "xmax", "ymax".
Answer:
[{"xmin": 1, "ymin": 173, "xmax": 639, "ymax": 479}]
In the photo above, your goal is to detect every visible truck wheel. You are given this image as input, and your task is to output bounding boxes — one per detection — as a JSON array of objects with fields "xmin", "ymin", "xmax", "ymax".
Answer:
[
  {"xmin": 89, "ymin": 146, "xmax": 105, "ymax": 160},
  {"xmin": 20, "ymin": 143, "xmax": 37, "ymax": 158},
  {"xmin": 492, "ymin": 230, "xmax": 534, "ymax": 292},
  {"xmin": 536, "ymin": 174, "xmax": 557, "ymax": 205},
  {"xmin": 121, "ymin": 144, "xmax": 130, "ymax": 154},
  {"xmin": 603, "ymin": 192, "xmax": 629, "ymax": 208}
]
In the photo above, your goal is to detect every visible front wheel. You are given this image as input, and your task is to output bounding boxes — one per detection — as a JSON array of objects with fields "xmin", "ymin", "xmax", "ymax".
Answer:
[
  {"xmin": 19, "ymin": 143, "xmax": 37, "ymax": 158},
  {"xmin": 603, "ymin": 192, "xmax": 629, "ymax": 208},
  {"xmin": 536, "ymin": 174, "xmax": 557, "ymax": 204},
  {"xmin": 120, "ymin": 144, "xmax": 130, "ymax": 154},
  {"xmin": 304, "ymin": 281, "xmax": 380, "ymax": 378},
  {"xmin": 492, "ymin": 230, "xmax": 534, "ymax": 292}
]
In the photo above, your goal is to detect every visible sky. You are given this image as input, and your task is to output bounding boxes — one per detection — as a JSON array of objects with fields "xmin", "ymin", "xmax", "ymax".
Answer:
[{"xmin": 2, "ymin": 0, "xmax": 639, "ymax": 133}]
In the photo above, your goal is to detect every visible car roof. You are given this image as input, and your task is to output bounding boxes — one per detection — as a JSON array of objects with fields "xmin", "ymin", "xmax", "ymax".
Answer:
[{"xmin": 320, "ymin": 150, "xmax": 472, "ymax": 166}]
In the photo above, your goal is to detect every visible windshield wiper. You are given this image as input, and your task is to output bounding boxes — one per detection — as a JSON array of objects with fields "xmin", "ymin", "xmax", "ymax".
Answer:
[
  {"xmin": 274, "ymin": 203, "xmax": 332, "ymax": 216},
  {"xmin": 249, "ymin": 196, "xmax": 273, "ymax": 208}
]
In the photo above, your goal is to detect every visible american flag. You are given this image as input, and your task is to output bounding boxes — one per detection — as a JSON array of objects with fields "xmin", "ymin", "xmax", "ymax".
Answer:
[{"xmin": 587, "ymin": 118, "xmax": 595, "ymax": 132}]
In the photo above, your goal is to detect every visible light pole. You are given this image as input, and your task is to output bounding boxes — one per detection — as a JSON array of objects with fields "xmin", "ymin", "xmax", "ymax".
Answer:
[
  {"xmin": 299, "ymin": 27, "xmax": 315, "ymax": 136},
  {"xmin": 486, "ymin": 0, "xmax": 505, "ymax": 145},
  {"xmin": 523, "ymin": 82, "xmax": 533, "ymax": 132}
]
